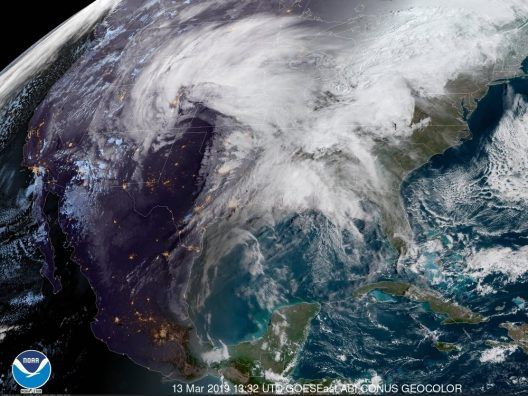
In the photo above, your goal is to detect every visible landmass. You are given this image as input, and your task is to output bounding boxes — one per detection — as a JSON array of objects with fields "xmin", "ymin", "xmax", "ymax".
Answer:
[
  {"xmin": 217, "ymin": 302, "xmax": 320, "ymax": 385},
  {"xmin": 377, "ymin": 66, "xmax": 528, "ymax": 253},
  {"xmin": 500, "ymin": 322, "xmax": 528, "ymax": 354},
  {"xmin": 434, "ymin": 342, "xmax": 460, "ymax": 353},
  {"xmin": 354, "ymin": 281, "xmax": 485, "ymax": 325}
]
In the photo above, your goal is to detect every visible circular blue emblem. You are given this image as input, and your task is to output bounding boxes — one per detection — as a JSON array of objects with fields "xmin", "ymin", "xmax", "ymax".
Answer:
[{"xmin": 11, "ymin": 350, "xmax": 52, "ymax": 389}]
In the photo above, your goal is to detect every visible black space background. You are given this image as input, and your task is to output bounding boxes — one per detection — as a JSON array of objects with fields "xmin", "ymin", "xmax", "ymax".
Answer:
[
  {"xmin": 0, "ymin": 2, "xmax": 175, "ymax": 393},
  {"xmin": 0, "ymin": 1, "xmax": 94, "ymax": 71}
]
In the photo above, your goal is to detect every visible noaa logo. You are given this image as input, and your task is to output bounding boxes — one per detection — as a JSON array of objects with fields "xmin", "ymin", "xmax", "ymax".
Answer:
[{"xmin": 11, "ymin": 350, "xmax": 51, "ymax": 390}]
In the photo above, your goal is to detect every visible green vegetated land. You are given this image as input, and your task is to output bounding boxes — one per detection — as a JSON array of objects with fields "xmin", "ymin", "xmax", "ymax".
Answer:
[
  {"xmin": 356, "ymin": 281, "xmax": 528, "ymax": 359},
  {"xmin": 375, "ymin": 73, "xmax": 498, "ymax": 253},
  {"xmin": 354, "ymin": 281, "xmax": 485, "ymax": 325},
  {"xmin": 218, "ymin": 302, "xmax": 320, "ymax": 385},
  {"xmin": 434, "ymin": 342, "xmax": 460, "ymax": 353},
  {"xmin": 500, "ymin": 322, "xmax": 528, "ymax": 354}
]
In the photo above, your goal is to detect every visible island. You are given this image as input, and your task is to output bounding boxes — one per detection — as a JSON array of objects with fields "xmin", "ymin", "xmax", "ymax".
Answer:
[
  {"xmin": 434, "ymin": 342, "xmax": 460, "ymax": 353},
  {"xmin": 353, "ymin": 281, "xmax": 485, "ymax": 325},
  {"xmin": 500, "ymin": 322, "xmax": 528, "ymax": 354}
]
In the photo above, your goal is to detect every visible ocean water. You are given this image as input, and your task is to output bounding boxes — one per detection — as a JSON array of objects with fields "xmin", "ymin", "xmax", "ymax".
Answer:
[
  {"xmin": 187, "ymin": 75, "xmax": 528, "ymax": 393},
  {"xmin": 188, "ymin": 210, "xmax": 397, "ymax": 346},
  {"xmin": 291, "ymin": 80, "xmax": 528, "ymax": 392}
]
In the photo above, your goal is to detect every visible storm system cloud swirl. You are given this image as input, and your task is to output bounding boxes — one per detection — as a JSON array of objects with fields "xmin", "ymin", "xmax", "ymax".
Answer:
[{"xmin": 18, "ymin": 0, "xmax": 528, "ymax": 380}]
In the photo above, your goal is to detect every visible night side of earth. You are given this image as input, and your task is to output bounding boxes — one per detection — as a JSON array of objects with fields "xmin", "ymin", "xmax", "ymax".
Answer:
[{"xmin": 1, "ymin": 0, "xmax": 528, "ymax": 394}]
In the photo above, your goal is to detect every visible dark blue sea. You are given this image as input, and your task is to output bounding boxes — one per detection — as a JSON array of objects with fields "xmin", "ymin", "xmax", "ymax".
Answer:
[{"xmin": 187, "ymin": 75, "xmax": 528, "ymax": 394}]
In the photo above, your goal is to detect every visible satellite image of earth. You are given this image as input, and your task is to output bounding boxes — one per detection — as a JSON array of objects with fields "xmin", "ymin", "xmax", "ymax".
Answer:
[{"xmin": 1, "ymin": 0, "xmax": 528, "ymax": 394}]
